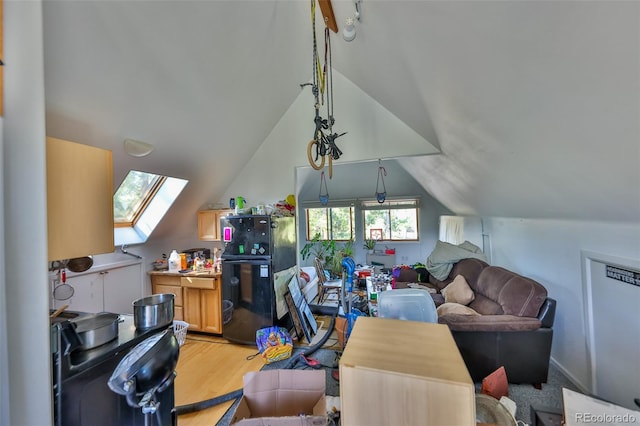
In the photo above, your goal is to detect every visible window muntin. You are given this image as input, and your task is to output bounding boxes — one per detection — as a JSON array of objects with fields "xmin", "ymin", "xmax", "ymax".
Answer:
[
  {"xmin": 305, "ymin": 206, "xmax": 355, "ymax": 241},
  {"xmin": 362, "ymin": 199, "xmax": 419, "ymax": 241}
]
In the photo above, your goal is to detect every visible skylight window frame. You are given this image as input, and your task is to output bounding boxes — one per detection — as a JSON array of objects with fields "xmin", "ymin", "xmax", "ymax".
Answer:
[{"xmin": 114, "ymin": 175, "xmax": 166, "ymax": 228}]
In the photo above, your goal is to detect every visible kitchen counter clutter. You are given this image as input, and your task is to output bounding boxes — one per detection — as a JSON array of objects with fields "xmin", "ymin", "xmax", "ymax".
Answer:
[{"xmin": 149, "ymin": 270, "xmax": 224, "ymax": 334}]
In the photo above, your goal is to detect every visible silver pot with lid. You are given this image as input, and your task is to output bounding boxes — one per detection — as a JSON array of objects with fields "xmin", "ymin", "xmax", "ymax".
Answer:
[{"xmin": 71, "ymin": 312, "xmax": 122, "ymax": 350}]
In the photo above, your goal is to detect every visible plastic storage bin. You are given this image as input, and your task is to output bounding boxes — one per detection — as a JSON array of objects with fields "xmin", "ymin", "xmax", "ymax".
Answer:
[{"xmin": 377, "ymin": 288, "xmax": 437, "ymax": 323}]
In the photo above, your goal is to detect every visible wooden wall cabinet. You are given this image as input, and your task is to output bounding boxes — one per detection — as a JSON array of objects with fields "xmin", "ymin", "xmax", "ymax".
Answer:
[
  {"xmin": 151, "ymin": 274, "xmax": 184, "ymax": 321},
  {"xmin": 197, "ymin": 209, "xmax": 232, "ymax": 241},
  {"xmin": 181, "ymin": 276, "xmax": 222, "ymax": 334},
  {"xmin": 46, "ymin": 137, "xmax": 114, "ymax": 261}
]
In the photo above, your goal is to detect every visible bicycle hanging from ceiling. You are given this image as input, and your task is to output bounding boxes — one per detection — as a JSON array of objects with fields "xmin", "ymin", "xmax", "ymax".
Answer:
[{"xmin": 302, "ymin": 0, "xmax": 346, "ymax": 179}]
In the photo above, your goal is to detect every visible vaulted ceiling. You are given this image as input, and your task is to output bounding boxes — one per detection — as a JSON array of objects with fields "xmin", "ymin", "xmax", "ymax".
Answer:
[{"xmin": 42, "ymin": 1, "xmax": 640, "ymax": 230}]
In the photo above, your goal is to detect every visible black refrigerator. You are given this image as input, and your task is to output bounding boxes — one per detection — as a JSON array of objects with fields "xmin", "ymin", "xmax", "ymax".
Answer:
[{"xmin": 220, "ymin": 214, "xmax": 296, "ymax": 345}]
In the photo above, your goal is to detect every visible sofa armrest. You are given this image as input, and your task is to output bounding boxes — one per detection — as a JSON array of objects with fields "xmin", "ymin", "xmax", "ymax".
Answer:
[
  {"xmin": 438, "ymin": 314, "xmax": 542, "ymax": 332},
  {"xmin": 538, "ymin": 297, "xmax": 556, "ymax": 328}
]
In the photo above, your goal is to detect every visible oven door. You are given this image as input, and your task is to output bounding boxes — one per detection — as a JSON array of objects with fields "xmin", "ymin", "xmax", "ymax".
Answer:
[{"xmin": 222, "ymin": 259, "xmax": 274, "ymax": 345}]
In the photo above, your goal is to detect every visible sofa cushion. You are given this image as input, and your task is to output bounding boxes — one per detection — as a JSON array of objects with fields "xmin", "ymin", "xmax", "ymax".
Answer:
[
  {"xmin": 438, "ymin": 314, "xmax": 542, "ymax": 332},
  {"xmin": 429, "ymin": 258, "xmax": 489, "ymax": 291},
  {"xmin": 437, "ymin": 302, "xmax": 480, "ymax": 316},
  {"xmin": 442, "ymin": 275, "xmax": 475, "ymax": 305},
  {"xmin": 470, "ymin": 267, "xmax": 547, "ymax": 317}
]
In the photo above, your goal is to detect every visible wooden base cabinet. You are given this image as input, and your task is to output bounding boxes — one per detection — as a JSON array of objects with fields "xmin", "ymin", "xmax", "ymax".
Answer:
[
  {"xmin": 150, "ymin": 274, "xmax": 184, "ymax": 321},
  {"xmin": 181, "ymin": 276, "xmax": 222, "ymax": 334}
]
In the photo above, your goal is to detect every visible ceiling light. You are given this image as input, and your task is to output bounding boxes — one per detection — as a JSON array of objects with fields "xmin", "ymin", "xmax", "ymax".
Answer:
[
  {"xmin": 343, "ymin": 17, "xmax": 356, "ymax": 42},
  {"xmin": 123, "ymin": 138, "xmax": 154, "ymax": 157}
]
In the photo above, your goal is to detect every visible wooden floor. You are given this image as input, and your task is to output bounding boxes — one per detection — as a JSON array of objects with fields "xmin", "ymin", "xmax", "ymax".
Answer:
[
  {"xmin": 174, "ymin": 317, "xmax": 340, "ymax": 425},
  {"xmin": 174, "ymin": 334, "xmax": 263, "ymax": 426}
]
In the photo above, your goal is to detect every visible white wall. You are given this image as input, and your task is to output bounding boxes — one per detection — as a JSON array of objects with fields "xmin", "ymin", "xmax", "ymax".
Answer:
[
  {"xmin": 482, "ymin": 217, "xmax": 640, "ymax": 395},
  {"xmin": 296, "ymin": 159, "xmax": 452, "ymax": 267},
  {"xmin": 220, "ymin": 69, "xmax": 440, "ymax": 208},
  {"xmin": 2, "ymin": 1, "xmax": 52, "ymax": 424}
]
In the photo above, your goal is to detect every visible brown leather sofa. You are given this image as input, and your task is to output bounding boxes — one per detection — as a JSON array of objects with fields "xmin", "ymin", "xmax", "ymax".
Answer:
[{"xmin": 395, "ymin": 259, "xmax": 556, "ymax": 385}]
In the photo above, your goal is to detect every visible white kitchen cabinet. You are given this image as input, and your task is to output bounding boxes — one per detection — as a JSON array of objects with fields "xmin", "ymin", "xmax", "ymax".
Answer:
[
  {"xmin": 55, "ymin": 272, "xmax": 104, "ymax": 313},
  {"xmin": 52, "ymin": 264, "xmax": 143, "ymax": 314}
]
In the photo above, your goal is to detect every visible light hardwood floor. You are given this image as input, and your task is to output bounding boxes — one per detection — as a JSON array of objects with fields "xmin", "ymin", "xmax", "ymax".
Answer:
[
  {"xmin": 174, "ymin": 334, "xmax": 263, "ymax": 425},
  {"xmin": 174, "ymin": 317, "xmax": 339, "ymax": 425}
]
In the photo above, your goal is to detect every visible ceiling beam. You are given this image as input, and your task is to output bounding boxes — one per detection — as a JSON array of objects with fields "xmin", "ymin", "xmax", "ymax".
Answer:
[{"xmin": 318, "ymin": 0, "xmax": 338, "ymax": 33}]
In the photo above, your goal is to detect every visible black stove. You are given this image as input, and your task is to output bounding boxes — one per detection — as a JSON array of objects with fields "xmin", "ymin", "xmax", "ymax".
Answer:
[{"xmin": 51, "ymin": 312, "xmax": 176, "ymax": 426}]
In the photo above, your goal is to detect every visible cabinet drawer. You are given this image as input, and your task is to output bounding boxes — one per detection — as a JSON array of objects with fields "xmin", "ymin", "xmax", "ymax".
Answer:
[
  {"xmin": 151, "ymin": 274, "xmax": 181, "ymax": 287},
  {"xmin": 181, "ymin": 276, "xmax": 217, "ymax": 290},
  {"xmin": 152, "ymin": 284, "xmax": 183, "ymax": 306}
]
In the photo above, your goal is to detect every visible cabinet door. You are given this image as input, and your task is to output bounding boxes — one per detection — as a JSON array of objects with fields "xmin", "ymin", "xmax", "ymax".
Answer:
[
  {"xmin": 183, "ymin": 287, "xmax": 203, "ymax": 330},
  {"xmin": 46, "ymin": 137, "xmax": 114, "ymax": 261},
  {"xmin": 201, "ymin": 286, "xmax": 222, "ymax": 334},
  {"xmin": 152, "ymin": 283, "xmax": 183, "ymax": 321},
  {"xmin": 103, "ymin": 264, "xmax": 142, "ymax": 314},
  {"xmin": 197, "ymin": 209, "xmax": 232, "ymax": 241},
  {"xmin": 61, "ymin": 272, "xmax": 104, "ymax": 313},
  {"xmin": 197, "ymin": 211, "xmax": 217, "ymax": 241}
]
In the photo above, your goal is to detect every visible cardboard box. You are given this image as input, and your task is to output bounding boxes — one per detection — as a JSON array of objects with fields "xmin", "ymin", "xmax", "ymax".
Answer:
[{"xmin": 231, "ymin": 369, "xmax": 327, "ymax": 426}]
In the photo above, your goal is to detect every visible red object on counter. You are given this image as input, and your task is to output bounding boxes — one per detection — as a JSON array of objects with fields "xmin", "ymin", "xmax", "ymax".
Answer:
[
  {"xmin": 385, "ymin": 249, "xmax": 395, "ymax": 254},
  {"xmin": 357, "ymin": 270, "xmax": 371, "ymax": 278}
]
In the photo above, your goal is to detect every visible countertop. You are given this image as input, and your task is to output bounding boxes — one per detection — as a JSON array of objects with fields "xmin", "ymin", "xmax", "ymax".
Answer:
[{"xmin": 148, "ymin": 269, "xmax": 222, "ymax": 278}]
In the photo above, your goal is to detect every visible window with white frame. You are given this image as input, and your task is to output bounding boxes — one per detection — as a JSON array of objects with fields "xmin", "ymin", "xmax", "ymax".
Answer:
[
  {"xmin": 362, "ymin": 199, "xmax": 419, "ymax": 241},
  {"xmin": 305, "ymin": 206, "xmax": 355, "ymax": 241}
]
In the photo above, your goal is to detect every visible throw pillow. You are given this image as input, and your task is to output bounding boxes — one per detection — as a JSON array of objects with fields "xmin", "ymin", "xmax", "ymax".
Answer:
[
  {"xmin": 437, "ymin": 302, "xmax": 481, "ymax": 317},
  {"xmin": 299, "ymin": 270, "xmax": 310, "ymax": 284},
  {"xmin": 441, "ymin": 274, "xmax": 475, "ymax": 305}
]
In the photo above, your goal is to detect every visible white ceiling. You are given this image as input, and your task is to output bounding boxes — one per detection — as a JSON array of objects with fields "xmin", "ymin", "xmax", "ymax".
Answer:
[{"xmin": 41, "ymin": 1, "xmax": 640, "ymax": 232}]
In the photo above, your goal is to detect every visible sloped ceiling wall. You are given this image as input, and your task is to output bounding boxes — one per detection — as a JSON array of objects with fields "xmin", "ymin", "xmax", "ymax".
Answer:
[{"xmin": 41, "ymin": 0, "xmax": 640, "ymax": 242}]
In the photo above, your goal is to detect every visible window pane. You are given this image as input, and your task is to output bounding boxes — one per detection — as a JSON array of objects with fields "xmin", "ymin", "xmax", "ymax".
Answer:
[
  {"xmin": 306, "ymin": 207, "xmax": 354, "ymax": 241},
  {"xmin": 113, "ymin": 170, "xmax": 162, "ymax": 223},
  {"xmin": 307, "ymin": 208, "xmax": 328, "ymax": 240},
  {"xmin": 390, "ymin": 208, "xmax": 418, "ymax": 240},
  {"xmin": 363, "ymin": 199, "xmax": 419, "ymax": 241},
  {"xmin": 364, "ymin": 210, "xmax": 390, "ymax": 240},
  {"xmin": 330, "ymin": 207, "xmax": 353, "ymax": 240}
]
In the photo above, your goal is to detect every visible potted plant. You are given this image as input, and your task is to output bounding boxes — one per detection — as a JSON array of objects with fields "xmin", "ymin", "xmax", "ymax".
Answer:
[
  {"xmin": 301, "ymin": 234, "xmax": 355, "ymax": 278},
  {"xmin": 328, "ymin": 240, "xmax": 354, "ymax": 278},
  {"xmin": 363, "ymin": 239, "xmax": 377, "ymax": 254},
  {"xmin": 301, "ymin": 233, "xmax": 336, "ymax": 264}
]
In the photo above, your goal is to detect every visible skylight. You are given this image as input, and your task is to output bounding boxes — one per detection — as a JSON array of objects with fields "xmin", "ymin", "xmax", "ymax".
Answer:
[{"xmin": 113, "ymin": 170, "xmax": 188, "ymax": 246}]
